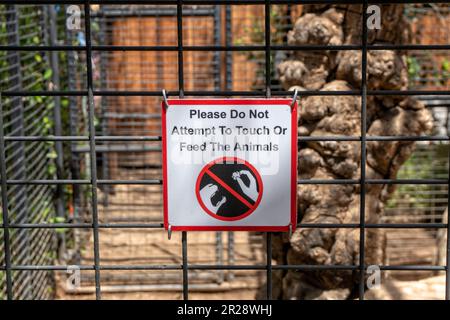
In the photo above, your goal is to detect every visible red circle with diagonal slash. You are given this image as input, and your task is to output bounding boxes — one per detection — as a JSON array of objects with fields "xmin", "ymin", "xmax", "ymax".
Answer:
[{"xmin": 195, "ymin": 157, "xmax": 263, "ymax": 221}]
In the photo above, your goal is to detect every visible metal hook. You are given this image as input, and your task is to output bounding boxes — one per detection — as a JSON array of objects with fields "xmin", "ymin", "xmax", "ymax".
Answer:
[
  {"xmin": 168, "ymin": 224, "xmax": 172, "ymax": 240},
  {"xmin": 162, "ymin": 89, "xmax": 169, "ymax": 109},
  {"xmin": 288, "ymin": 223, "xmax": 293, "ymax": 238},
  {"xmin": 290, "ymin": 88, "xmax": 298, "ymax": 108},
  {"xmin": 266, "ymin": 86, "xmax": 271, "ymax": 99}
]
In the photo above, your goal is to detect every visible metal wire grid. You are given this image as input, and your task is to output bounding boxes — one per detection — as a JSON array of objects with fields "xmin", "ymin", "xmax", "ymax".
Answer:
[
  {"xmin": 405, "ymin": 5, "xmax": 450, "ymax": 90},
  {"xmin": 0, "ymin": 4, "xmax": 59, "ymax": 299},
  {"xmin": 384, "ymin": 142, "xmax": 448, "ymax": 271},
  {"xmin": 381, "ymin": 96, "xmax": 450, "ymax": 274},
  {"xmin": 78, "ymin": 5, "xmax": 237, "ymax": 290},
  {"xmin": 0, "ymin": 0, "xmax": 449, "ymax": 301}
]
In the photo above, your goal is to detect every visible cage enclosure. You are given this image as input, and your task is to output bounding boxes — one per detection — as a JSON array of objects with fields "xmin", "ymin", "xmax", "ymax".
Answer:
[{"xmin": 0, "ymin": 1, "xmax": 449, "ymax": 300}]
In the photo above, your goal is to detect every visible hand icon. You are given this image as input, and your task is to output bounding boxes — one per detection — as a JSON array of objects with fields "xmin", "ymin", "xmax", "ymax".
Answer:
[
  {"xmin": 199, "ymin": 184, "xmax": 227, "ymax": 214},
  {"xmin": 232, "ymin": 170, "xmax": 258, "ymax": 202}
]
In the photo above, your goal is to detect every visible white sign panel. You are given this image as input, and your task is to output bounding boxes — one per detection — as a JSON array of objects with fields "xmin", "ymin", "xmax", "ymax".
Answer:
[{"xmin": 162, "ymin": 99, "xmax": 297, "ymax": 232}]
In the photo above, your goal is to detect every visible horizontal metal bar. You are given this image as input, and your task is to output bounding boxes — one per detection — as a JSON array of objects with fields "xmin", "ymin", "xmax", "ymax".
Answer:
[
  {"xmin": 1, "ymin": 0, "xmax": 447, "ymax": 5},
  {"xmin": 92, "ymin": 7, "xmax": 216, "ymax": 17},
  {"xmin": 369, "ymin": 44, "xmax": 450, "ymax": 51},
  {"xmin": 5, "ymin": 179, "xmax": 162, "ymax": 185},
  {"xmin": 2, "ymin": 44, "xmax": 449, "ymax": 52},
  {"xmin": 301, "ymin": 223, "xmax": 449, "ymax": 229},
  {"xmin": 3, "ymin": 135, "xmax": 449, "ymax": 142},
  {"xmin": 0, "ymin": 45, "xmax": 86, "ymax": 51},
  {"xmin": 0, "ymin": 265, "xmax": 181, "ymax": 271},
  {"xmin": 95, "ymin": 136, "xmax": 161, "ymax": 141},
  {"xmin": 184, "ymin": 264, "xmax": 358, "ymax": 271},
  {"xmin": 367, "ymin": 179, "xmax": 449, "ymax": 185},
  {"xmin": 99, "ymin": 179, "xmax": 162, "ymax": 185},
  {"xmin": 1, "ymin": 264, "xmax": 444, "ymax": 272},
  {"xmin": 103, "ymin": 112, "xmax": 160, "ymax": 120},
  {"xmin": 4, "ymin": 179, "xmax": 90, "ymax": 185},
  {"xmin": 3, "ymin": 136, "xmax": 161, "ymax": 142},
  {"xmin": 299, "ymin": 179, "xmax": 357, "ymax": 185},
  {"xmin": 2, "ymin": 223, "xmax": 447, "ymax": 229},
  {"xmin": 298, "ymin": 136, "xmax": 450, "ymax": 142},
  {"xmin": 298, "ymin": 179, "xmax": 449, "ymax": 185},
  {"xmin": 3, "ymin": 223, "xmax": 165, "ymax": 229},
  {"xmin": 368, "ymin": 90, "xmax": 450, "ymax": 96},
  {"xmin": 1, "ymin": 90, "xmax": 88, "ymax": 97},
  {"xmin": 379, "ymin": 266, "xmax": 446, "ymax": 271},
  {"xmin": 4, "ymin": 136, "xmax": 89, "ymax": 141},
  {"xmin": 2, "ymin": 90, "xmax": 450, "ymax": 97},
  {"xmin": 4, "ymin": 179, "xmax": 448, "ymax": 185},
  {"xmin": 73, "ymin": 144, "xmax": 161, "ymax": 153},
  {"xmin": 275, "ymin": 265, "xmax": 445, "ymax": 271}
]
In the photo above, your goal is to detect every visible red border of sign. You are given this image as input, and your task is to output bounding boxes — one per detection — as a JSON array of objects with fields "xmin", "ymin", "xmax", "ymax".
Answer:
[
  {"xmin": 161, "ymin": 99, "xmax": 298, "ymax": 232},
  {"xmin": 195, "ymin": 156, "xmax": 264, "ymax": 222}
]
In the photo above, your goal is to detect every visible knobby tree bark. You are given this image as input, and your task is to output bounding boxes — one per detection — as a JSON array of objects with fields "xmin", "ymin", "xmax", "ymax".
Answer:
[{"xmin": 265, "ymin": 4, "xmax": 433, "ymax": 299}]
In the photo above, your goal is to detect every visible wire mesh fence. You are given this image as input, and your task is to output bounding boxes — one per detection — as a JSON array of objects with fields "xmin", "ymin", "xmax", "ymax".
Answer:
[
  {"xmin": 0, "ymin": 1, "xmax": 450, "ymax": 300},
  {"xmin": 0, "ymin": 4, "xmax": 63, "ymax": 300}
]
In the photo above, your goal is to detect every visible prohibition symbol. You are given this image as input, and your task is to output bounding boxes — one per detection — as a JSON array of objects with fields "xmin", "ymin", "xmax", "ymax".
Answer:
[{"xmin": 195, "ymin": 157, "xmax": 263, "ymax": 221}]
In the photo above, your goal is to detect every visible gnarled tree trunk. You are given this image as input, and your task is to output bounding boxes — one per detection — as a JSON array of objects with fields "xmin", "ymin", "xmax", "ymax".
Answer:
[{"xmin": 266, "ymin": 4, "xmax": 433, "ymax": 300}]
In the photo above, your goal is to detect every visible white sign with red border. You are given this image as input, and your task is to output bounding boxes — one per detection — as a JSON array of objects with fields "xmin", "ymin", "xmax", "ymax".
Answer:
[{"xmin": 162, "ymin": 99, "xmax": 297, "ymax": 232}]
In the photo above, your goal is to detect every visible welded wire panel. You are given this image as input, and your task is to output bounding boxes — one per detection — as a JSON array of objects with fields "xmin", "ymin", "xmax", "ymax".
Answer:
[
  {"xmin": 0, "ymin": 1, "xmax": 449, "ymax": 301},
  {"xmin": 0, "ymin": 4, "xmax": 57, "ymax": 300},
  {"xmin": 405, "ymin": 4, "xmax": 450, "ymax": 91}
]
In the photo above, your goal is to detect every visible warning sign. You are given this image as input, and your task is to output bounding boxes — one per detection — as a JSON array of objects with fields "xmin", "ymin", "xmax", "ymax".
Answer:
[
  {"xmin": 196, "ymin": 157, "xmax": 263, "ymax": 221},
  {"xmin": 162, "ymin": 99, "xmax": 297, "ymax": 232}
]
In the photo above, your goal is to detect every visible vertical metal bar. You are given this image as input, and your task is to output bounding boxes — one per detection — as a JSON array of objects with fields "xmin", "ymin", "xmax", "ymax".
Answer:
[
  {"xmin": 359, "ymin": 1, "xmax": 368, "ymax": 300},
  {"xmin": 443, "ymin": 103, "xmax": 450, "ymax": 299},
  {"xmin": 65, "ymin": 4, "xmax": 82, "ymax": 266},
  {"xmin": 98, "ymin": 7, "xmax": 110, "ymax": 207},
  {"xmin": 266, "ymin": 232, "xmax": 272, "ymax": 300},
  {"xmin": 177, "ymin": 0, "xmax": 184, "ymax": 98},
  {"xmin": 226, "ymin": 231, "xmax": 234, "ymax": 281},
  {"xmin": 213, "ymin": 5, "xmax": 221, "ymax": 91},
  {"xmin": 34, "ymin": 4, "xmax": 52, "ymax": 300},
  {"xmin": 182, "ymin": 231, "xmax": 188, "ymax": 300},
  {"xmin": 446, "ymin": 142, "xmax": 450, "ymax": 300},
  {"xmin": 84, "ymin": 1, "xmax": 102, "ymax": 300},
  {"xmin": 0, "ymin": 94, "xmax": 13, "ymax": 300},
  {"xmin": 225, "ymin": 5, "xmax": 232, "ymax": 91},
  {"xmin": 264, "ymin": 0, "xmax": 273, "ymax": 300},
  {"xmin": 443, "ymin": 89, "xmax": 450, "ymax": 299},
  {"xmin": 49, "ymin": 4, "xmax": 66, "ymax": 259},
  {"xmin": 215, "ymin": 231, "xmax": 224, "ymax": 284},
  {"xmin": 177, "ymin": 1, "xmax": 188, "ymax": 299},
  {"xmin": 264, "ymin": 0, "xmax": 271, "ymax": 98}
]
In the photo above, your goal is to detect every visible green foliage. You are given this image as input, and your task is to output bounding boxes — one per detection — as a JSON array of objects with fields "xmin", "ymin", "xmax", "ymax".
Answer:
[
  {"xmin": 441, "ymin": 58, "xmax": 450, "ymax": 84},
  {"xmin": 407, "ymin": 54, "xmax": 450, "ymax": 87},
  {"xmin": 49, "ymin": 216, "xmax": 68, "ymax": 234},
  {"xmin": 407, "ymin": 56, "xmax": 421, "ymax": 79},
  {"xmin": 43, "ymin": 69, "xmax": 53, "ymax": 80},
  {"xmin": 0, "ymin": 5, "xmax": 68, "ymax": 298}
]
